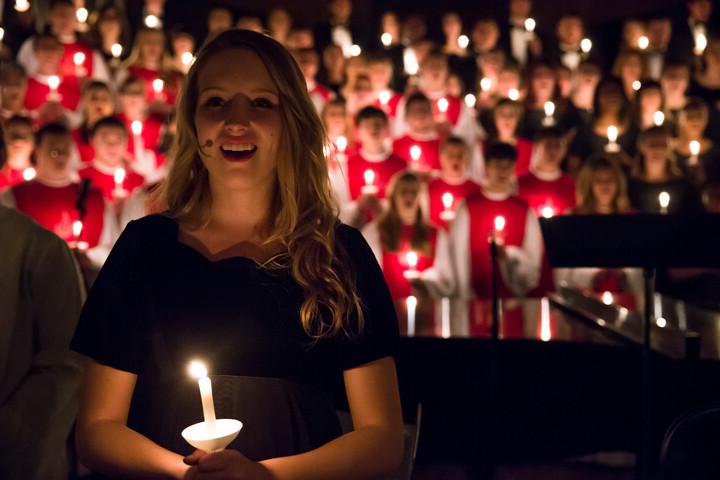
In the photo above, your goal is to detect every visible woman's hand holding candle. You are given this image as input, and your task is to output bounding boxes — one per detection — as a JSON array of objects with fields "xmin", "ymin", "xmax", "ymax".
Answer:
[{"xmin": 183, "ymin": 450, "xmax": 273, "ymax": 480}]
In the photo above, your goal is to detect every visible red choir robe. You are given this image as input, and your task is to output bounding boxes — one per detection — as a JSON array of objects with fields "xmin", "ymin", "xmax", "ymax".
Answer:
[
  {"xmin": 374, "ymin": 91, "xmax": 402, "ymax": 118},
  {"xmin": 432, "ymin": 95, "xmax": 462, "ymax": 126},
  {"xmin": 482, "ymin": 138, "xmax": 534, "ymax": 176},
  {"xmin": 59, "ymin": 41, "xmax": 95, "ymax": 80},
  {"xmin": 126, "ymin": 65, "xmax": 181, "ymax": 107},
  {"xmin": 0, "ymin": 167, "xmax": 28, "ymax": 189},
  {"xmin": 117, "ymin": 112, "xmax": 165, "ymax": 168},
  {"xmin": 10, "ymin": 179, "xmax": 105, "ymax": 248},
  {"xmin": 380, "ymin": 225, "xmax": 438, "ymax": 300},
  {"xmin": 79, "ymin": 162, "xmax": 145, "ymax": 203},
  {"xmin": 518, "ymin": 170, "xmax": 577, "ymax": 296},
  {"xmin": 309, "ymin": 82, "xmax": 333, "ymax": 103},
  {"xmin": 24, "ymin": 74, "xmax": 82, "ymax": 112},
  {"xmin": 71, "ymin": 127, "xmax": 95, "ymax": 166},
  {"xmin": 392, "ymin": 133, "xmax": 442, "ymax": 172},
  {"xmin": 346, "ymin": 150, "xmax": 407, "ymax": 201},
  {"xmin": 426, "ymin": 177, "xmax": 481, "ymax": 229}
]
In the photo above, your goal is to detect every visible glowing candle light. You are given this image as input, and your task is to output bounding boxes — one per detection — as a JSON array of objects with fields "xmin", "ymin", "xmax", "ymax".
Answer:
[
  {"xmin": 72, "ymin": 220, "xmax": 89, "ymax": 250},
  {"xmin": 410, "ymin": 145, "xmax": 422, "ymax": 163},
  {"xmin": 493, "ymin": 215, "xmax": 506, "ymax": 244},
  {"xmin": 508, "ymin": 88, "xmax": 520, "ymax": 101},
  {"xmin": 403, "ymin": 250, "xmax": 420, "ymax": 279},
  {"xmin": 378, "ymin": 90, "xmax": 391, "ymax": 107},
  {"xmin": 458, "ymin": 34, "xmax": 469, "ymax": 49},
  {"xmin": 464, "ymin": 93, "xmax": 476, "ymax": 109},
  {"xmin": 381, "ymin": 32, "xmax": 393, "ymax": 47},
  {"xmin": 76, "ymin": 7, "xmax": 88, "ymax": 24},
  {"xmin": 653, "ymin": 110, "xmax": 665, "ymax": 126},
  {"xmin": 658, "ymin": 191, "xmax": 670, "ymax": 214},
  {"xmin": 131, "ymin": 120, "xmax": 144, "ymax": 160},
  {"xmin": 131, "ymin": 120, "xmax": 143, "ymax": 137},
  {"xmin": 22, "ymin": 167, "xmax": 36, "ymax": 181},
  {"xmin": 404, "ymin": 49, "xmax": 419, "ymax": 75},
  {"xmin": 335, "ymin": 135, "xmax": 348, "ymax": 153},
  {"xmin": 406, "ymin": 295, "xmax": 417, "ymax": 336},
  {"xmin": 361, "ymin": 169, "xmax": 378, "ymax": 195},
  {"xmin": 540, "ymin": 297, "xmax": 552, "ymax": 341},
  {"xmin": 632, "ymin": 80, "xmax": 642, "ymax": 91},
  {"xmin": 605, "ymin": 125, "xmax": 620, "ymax": 153},
  {"xmin": 689, "ymin": 140, "xmax": 701, "ymax": 166},
  {"xmin": 0, "ymin": 28, "xmax": 5, "ymax": 43},
  {"xmin": 480, "ymin": 77, "xmax": 492, "ymax": 92},
  {"xmin": 73, "ymin": 51, "xmax": 86, "ymax": 76},
  {"xmin": 111, "ymin": 43, "xmax": 123, "ymax": 60},
  {"xmin": 152, "ymin": 78, "xmax": 164, "ymax": 100},
  {"xmin": 188, "ymin": 361, "xmax": 217, "ymax": 431},
  {"xmin": 437, "ymin": 97, "xmax": 449, "ymax": 114},
  {"xmin": 638, "ymin": 35, "xmax": 649, "ymax": 50},
  {"xmin": 542, "ymin": 101, "xmax": 555, "ymax": 126},
  {"xmin": 602, "ymin": 291, "xmax": 614, "ymax": 305},
  {"xmin": 113, "ymin": 167, "xmax": 126, "ymax": 199},
  {"xmin": 694, "ymin": 31, "xmax": 708, "ymax": 56},
  {"xmin": 541, "ymin": 205, "xmax": 555, "ymax": 218},
  {"xmin": 524, "ymin": 18, "xmax": 536, "ymax": 33},
  {"xmin": 350, "ymin": 44, "xmax": 362, "ymax": 57},
  {"xmin": 145, "ymin": 14, "xmax": 160, "ymax": 29},
  {"xmin": 14, "ymin": 0, "xmax": 30, "ymax": 13},
  {"xmin": 580, "ymin": 38, "xmax": 592, "ymax": 54},
  {"xmin": 440, "ymin": 192, "xmax": 456, "ymax": 221},
  {"xmin": 47, "ymin": 75, "xmax": 61, "ymax": 101},
  {"xmin": 181, "ymin": 51, "xmax": 195, "ymax": 67}
]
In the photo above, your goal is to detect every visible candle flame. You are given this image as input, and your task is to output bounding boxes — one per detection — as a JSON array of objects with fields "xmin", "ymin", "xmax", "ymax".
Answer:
[
  {"xmin": 181, "ymin": 51, "xmax": 195, "ymax": 66},
  {"xmin": 48, "ymin": 75, "xmax": 60, "ymax": 90},
  {"xmin": 363, "ymin": 169, "xmax": 375, "ymax": 186},
  {"xmin": 457, "ymin": 34, "xmax": 469, "ymax": 49},
  {"xmin": 76, "ymin": 7, "xmax": 88, "ymax": 23},
  {"xmin": 114, "ymin": 167, "xmax": 126, "ymax": 185},
  {"xmin": 544, "ymin": 101, "xmax": 555, "ymax": 117},
  {"xmin": 410, "ymin": 145, "xmax": 422, "ymax": 161},
  {"xmin": 607, "ymin": 125, "xmax": 618, "ymax": 143},
  {"xmin": 602, "ymin": 291, "xmax": 614, "ymax": 305},
  {"xmin": 406, "ymin": 295, "xmax": 417, "ymax": 309},
  {"xmin": 152, "ymin": 78, "xmax": 164, "ymax": 94},
  {"xmin": 464, "ymin": 93, "xmax": 476, "ymax": 108},
  {"xmin": 406, "ymin": 251, "xmax": 418, "ymax": 269},
  {"xmin": 14, "ymin": 0, "xmax": 30, "ymax": 13},
  {"xmin": 437, "ymin": 97, "xmax": 449, "ymax": 113},
  {"xmin": 144, "ymin": 14, "xmax": 160, "ymax": 29},
  {"xmin": 480, "ymin": 77, "xmax": 492, "ymax": 92},
  {"xmin": 690, "ymin": 140, "xmax": 701, "ymax": 156},
  {"xmin": 524, "ymin": 18, "xmax": 536, "ymax": 33},
  {"xmin": 350, "ymin": 44, "xmax": 362, "ymax": 57},
  {"xmin": 336, "ymin": 135, "xmax": 347, "ymax": 153},
  {"xmin": 381, "ymin": 32, "xmax": 393, "ymax": 47},
  {"xmin": 632, "ymin": 80, "xmax": 642, "ymax": 91},
  {"xmin": 638, "ymin": 35, "xmax": 649, "ymax": 50},
  {"xmin": 494, "ymin": 215, "xmax": 506, "ymax": 232},
  {"xmin": 658, "ymin": 191, "xmax": 670, "ymax": 209},
  {"xmin": 73, "ymin": 51, "xmax": 86, "ymax": 66},
  {"xmin": 695, "ymin": 32, "xmax": 708, "ymax": 55},
  {"xmin": 581, "ymin": 38, "xmax": 592, "ymax": 54},
  {"xmin": 0, "ymin": 28, "xmax": 5, "ymax": 42},
  {"xmin": 188, "ymin": 360, "xmax": 208, "ymax": 379},
  {"xmin": 378, "ymin": 90, "xmax": 391, "ymax": 106},
  {"xmin": 541, "ymin": 206, "xmax": 555, "ymax": 218},
  {"xmin": 653, "ymin": 110, "xmax": 665, "ymax": 126},
  {"xmin": 73, "ymin": 220, "xmax": 83, "ymax": 238},
  {"xmin": 508, "ymin": 88, "xmax": 520, "ymax": 101},
  {"xmin": 404, "ymin": 49, "xmax": 419, "ymax": 75},
  {"xmin": 442, "ymin": 192, "xmax": 454, "ymax": 210},
  {"xmin": 111, "ymin": 43, "xmax": 123, "ymax": 58},
  {"xmin": 22, "ymin": 167, "xmax": 36, "ymax": 181},
  {"xmin": 131, "ymin": 120, "xmax": 143, "ymax": 136}
]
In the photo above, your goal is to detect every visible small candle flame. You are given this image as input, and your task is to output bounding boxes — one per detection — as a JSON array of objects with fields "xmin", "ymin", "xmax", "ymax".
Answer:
[
  {"xmin": 378, "ymin": 90, "xmax": 391, "ymax": 106},
  {"xmin": 457, "ymin": 34, "xmax": 469, "ymax": 49},
  {"xmin": 406, "ymin": 295, "xmax": 417, "ymax": 309},
  {"xmin": 181, "ymin": 51, "xmax": 195, "ymax": 66},
  {"xmin": 695, "ymin": 32, "xmax": 708, "ymax": 55},
  {"xmin": 144, "ymin": 14, "xmax": 160, "ymax": 28},
  {"xmin": 0, "ymin": 28, "xmax": 5, "ymax": 42},
  {"xmin": 494, "ymin": 215, "xmax": 506, "ymax": 232},
  {"xmin": 602, "ymin": 291, "xmax": 614, "ymax": 305},
  {"xmin": 541, "ymin": 206, "xmax": 555, "ymax": 218},
  {"xmin": 653, "ymin": 111, "xmax": 665, "ymax": 126},
  {"xmin": 410, "ymin": 145, "xmax": 422, "ymax": 162},
  {"xmin": 76, "ymin": 7, "xmax": 88, "ymax": 23},
  {"xmin": 607, "ymin": 125, "xmax": 618, "ymax": 143},
  {"xmin": 131, "ymin": 120, "xmax": 143, "ymax": 136},
  {"xmin": 111, "ymin": 43, "xmax": 123, "ymax": 58},
  {"xmin": 581, "ymin": 38, "xmax": 592, "ymax": 54},
  {"xmin": 152, "ymin": 78, "xmax": 164, "ymax": 94},
  {"xmin": 23, "ymin": 167, "xmax": 36, "ymax": 181},
  {"xmin": 658, "ymin": 191, "xmax": 670, "ymax": 209},
  {"xmin": 508, "ymin": 88, "xmax": 520, "ymax": 101},
  {"xmin": 114, "ymin": 167, "xmax": 126, "ymax": 185},
  {"xmin": 335, "ymin": 135, "xmax": 347, "ymax": 153},
  {"xmin": 689, "ymin": 140, "xmax": 701, "ymax": 156},
  {"xmin": 464, "ymin": 93, "xmax": 476, "ymax": 108},
  {"xmin": 350, "ymin": 44, "xmax": 362, "ymax": 57},
  {"xmin": 363, "ymin": 169, "xmax": 375, "ymax": 186},
  {"xmin": 544, "ymin": 101, "xmax": 555, "ymax": 117},
  {"xmin": 48, "ymin": 75, "xmax": 60, "ymax": 91},
  {"xmin": 480, "ymin": 77, "xmax": 492, "ymax": 92},
  {"xmin": 632, "ymin": 80, "xmax": 642, "ymax": 91},
  {"xmin": 73, "ymin": 51, "xmax": 86, "ymax": 66},
  {"xmin": 381, "ymin": 32, "xmax": 393, "ymax": 47},
  {"xmin": 72, "ymin": 220, "xmax": 83, "ymax": 238},
  {"xmin": 188, "ymin": 360, "xmax": 208, "ymax": 379},
  {"xmin": 437, "ymin": 97, "xmax": 449, "ymax": 113},
  {"xmin": 14, "ymin": 0, "xmax": 30, "ymax": 13},
  {"xmin": 406, "ymin": 251, "xmax": 418, "ymax": 269},
  {"xmin": 442, "ymin": 192, "xmax": 454, "ymax": 210},
  {"xmin": 524, "ymin": 18, "xmax": 536, "ymax": 33},
  {"xmin": 638, "ymin": 35, "xmax": 649, "ymax": 50}
]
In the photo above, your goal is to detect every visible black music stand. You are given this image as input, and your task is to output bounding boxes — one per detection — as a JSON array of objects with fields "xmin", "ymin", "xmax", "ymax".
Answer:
[{"xmin": 540, "ymin": 213, "xmax": 720, "ymax": 480}]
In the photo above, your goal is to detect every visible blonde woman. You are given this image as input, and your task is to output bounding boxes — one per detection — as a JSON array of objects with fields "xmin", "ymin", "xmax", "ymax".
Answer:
[{"xmin": 72, "ymin": 30, "xmax": 403, "ymax": 479}]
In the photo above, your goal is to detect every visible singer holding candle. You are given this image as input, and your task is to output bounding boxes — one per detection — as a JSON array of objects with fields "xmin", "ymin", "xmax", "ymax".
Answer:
[{"xmin": 71, "ymin": 29, "xmax": 403, "ymax": 479}]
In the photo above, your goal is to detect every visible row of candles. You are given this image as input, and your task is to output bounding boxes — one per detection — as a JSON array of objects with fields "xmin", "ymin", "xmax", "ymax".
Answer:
[{"xmin": 44, "ymin": 73, "xmax": 168, "ymax": 102}]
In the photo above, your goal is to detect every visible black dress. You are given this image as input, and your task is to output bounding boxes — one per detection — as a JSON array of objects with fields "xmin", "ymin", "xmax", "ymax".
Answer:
[{"xmin": 71, "ymin": 214, "xmax": 399, "ymax": 462}]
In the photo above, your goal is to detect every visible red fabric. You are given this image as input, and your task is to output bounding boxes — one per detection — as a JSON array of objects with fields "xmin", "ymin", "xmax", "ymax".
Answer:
[
  {"xmin": 346, "ymin": 151, "xmax": 407, "ymax": 201},
  {"xmin": 427, "ymin": 177, "xmax": 481, "ymax": 229},
  {"xmin": 72, "ymin": 127, "xmax": 95, "ymax": 165},
  {"xmin": 0, "ymin": 167, "xmax": 26, "ymax": 189},
  {"xmin": 12, "ymin": 180, "xmax": 104, "ymax": 247},
  {"xmin": 431, "ymin": 95, "xmax": 462, "ymax": 126},
  {"xmin": 127, "ymin": 66, "xmax": 181, "ymax": 106},
  {"xmin": 466, "ymin": 191, "xmax": 529, "ymax": 298},
  {"xmin": 515, "ymin": 138, "xmax": 534, "ymax": 177},
  {"xmin": 24, "ymin": 76, "xmax": 82, "ymax": 111},
  {"xmin": 392, "ymin": 134, "xmax": 442, "ymax": 172},
  {"xmin": 117, "ymin": 112, "xmax": 165, "ymax": 168},
  {"xmin": 380, "ymin": 225, "xmax": 437, "ymax": 299},
  {"xmin": 79, "ymin": 164, "xmax": 144, "ymax": 202},
  {"xmin": 60, "ymin": 41, "xmax": 95, "ymax": 79},
  {"xmin": 310, "ymin": 83, "xmax": 332, "ymax": 103},
  {"xmin": 374, "ymin": 91, "xmax": 402, "ymax": 118}
]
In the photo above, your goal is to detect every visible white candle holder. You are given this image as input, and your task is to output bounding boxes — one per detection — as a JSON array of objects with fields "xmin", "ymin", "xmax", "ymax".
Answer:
[{"xmin": 181, "ymin": 419, "xmax": 243, "ymax": 452}]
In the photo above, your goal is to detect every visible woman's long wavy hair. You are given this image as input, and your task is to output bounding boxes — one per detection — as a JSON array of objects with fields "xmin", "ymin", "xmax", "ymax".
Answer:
[
  {"xmin": 575, "ymin": 155, "xmax": 631, "ymax": 214},
  {"xmin": 378, "ymin": 172, "xmax": 432, "ymax": 255},
  {"xmin": 154, "ymin": 29, "xmax": 363, "ymax": 340}
]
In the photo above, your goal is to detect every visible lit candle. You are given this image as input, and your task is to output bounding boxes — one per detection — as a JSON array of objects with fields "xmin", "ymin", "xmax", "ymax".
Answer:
[
  {"xmin": 437, "ymin": 97, "xmax": 449, "ymax": 120},
  {"xmin": 335, "ymin": 135, "xmax": 348, "ymax": 154},
  {"xmin": 694, "ymin": 31, "xmax": 708, "ymax": 56},
  {"xmin": 632, "ymin": 80, "xmax": 642, "ymax": 92},
  {"xmin": 76, "ymin": 7, "xmax": 88, "ymax": 25},
  {"xmin": 542, "ymin": 101, "xmax": 555, "ymax": 126},
  {"xmin": 113, "ymin": 167, "xmax": 126, "ymax": 199},
  {"xmin": 406, "ymin": 295, "xmax": 417, "ymax": 336},
  {"xmin": 457, "ymin": 34, "xmax": 469, "ymax": 49},
  {"xmin": 47, "ymin": 75, "xmax": 61, "ymax": 101},
  {"xmin": 508, "ymin": 88, "xmax": 520, "ymax": 101},
  {"xmin": 188, "ymin": 361, "xmax": 217, "ymax": 431},
  {"xmin": 131, "ymin": 120, "xmax": 144, "ymax": 161},
  {"xmin": 381, "ymin": 32, "xmax": 392, "ymax": 48},
  {"xmin": 524, "ymin": 17, "xmax": 536, "ymax": 34},
  {"xmin": 350, "ymin": 44, "xmax": 362, "ymax": 57},
  {"xmin": 72, "ymin": 220, "xmax": 89, "ymax": 250},
  {"xmin": 493, "ymin": 215, "xmax": 506, "ymax": 244},
  {"xmin": 540, "ymin": 205, "xmax": 555, "ymax": 218},
  {"xmin": 658, "ymin": 191, "xmax": 670, "ymax": 214},
  {"xmin": 145, "ymin": 14, "xmax": 160, "ymax": 28},
  {"xmin": 152, "ymin": 78, "xmax": 164, "ymax": 101},
  {"xmin": 441, "ymin": 297, "xmax": 451, "ymax": 338},
  {"xmin": 73, "ymin": 51, "xmax": 86, "ymax": 77},
  {"xmin": 378, "ymin": 90, "xmax": 391, "ymax": 109},
  {"xmin": 14, "ymin": 0, "xmax": 30, "ymax": 13},
  {"xmin": 22, "ymin": 167, "xmax": 36, "ymax": 181},
  {"xmin": 403, "ymin": 250, "xmax": 420, "ymax": 279},
  {"xmin": 0, "ymin": 27, "xmax": 6, "ymax": 46},
  {"xmin": 638, "ymin": 35, "xmax": 649, "ymax": 50},
  {"xmin": 409, "ymin": 144, "xmax": 422, "ymax": 166},
  {"xmin": 540, "ymin": 297, "xmax": 551, "ymax": 341},
  {"xmin": 110, "ymin": 43, "xmax": 123, "ymax": 66},
  {"xmin": 602, "ymin": 290, "xmax": 614, "ymax": 305},
  {"xmin": 653, "ymin": 110, "xmax": 665, "ymax": 127},
  {"xmin": 439, "ymin": 192, "xmax": 456, "ymax": 221},
  {"xmin": 480, "ymin": 77, "xmax": 492, "ymax": 93},
  {"xmin": 361, "ymin": 169, "xmax": 378, "ymax": 195},
  {"xmin": 689, "ymin": 140, "xmax": 701, "ymax": 166},
  {"xmin": 464, "ymin": 93, "xmax": 476, "ymax": 109},
  {"xmin": 580, "ymin": 38, "xmax": 592, "ymax": 55},
  {"xmin": 404, "ymin": 48, "xmax": 419, "ymax": 75},
  {"xmin": 605, "ymin": 125, "xmax": 620, "ymax": 153},
  {"xmin": 181, "ymin": 51, "xmax": 195, "ymax": 72}
]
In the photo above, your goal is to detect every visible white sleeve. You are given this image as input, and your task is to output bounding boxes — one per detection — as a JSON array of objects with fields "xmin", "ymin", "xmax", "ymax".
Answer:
[
  {"xmin": 391, "ymin": 96, "xmax": 408, "ymax": 139},
  {"xmin": 91, "ymin": 51, "xmax": 111, "ymax": 83},
  {"xmin": 119, "ymin": 188, "xmax": 148, "ymax": 231},
  {"xmin": 85, "ymin": 200, "xmax": 119, "ymax": 268},
  {"xmin": 468, "ymin": 142, "xmax": 486, "ymax": 185},
  {"xmin": 502, "ymin": 208, "xmax": 542, "ymax": 296},
  {"xmin": 451, "ymin": 103, "xmax": 483, "ymax": 146},
  {"xmin": 17, "ymin": 38, "xmax": 37, "ymax": 76},
  {"xmin": 360, "ymin": 221, "xmax": 383, "ymax": 269}
]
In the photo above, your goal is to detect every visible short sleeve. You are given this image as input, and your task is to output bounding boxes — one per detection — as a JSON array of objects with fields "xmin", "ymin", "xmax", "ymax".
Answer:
[
  {"xmin": 70, "ymin": 220, "xmax": 147, "ymax": 374},
  {"xmin": 331, "ymin": 224, "xmax": 400, "ymax": 370}
]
